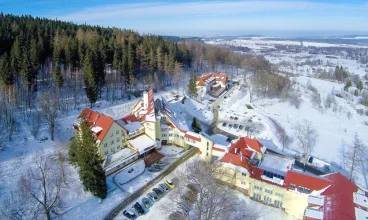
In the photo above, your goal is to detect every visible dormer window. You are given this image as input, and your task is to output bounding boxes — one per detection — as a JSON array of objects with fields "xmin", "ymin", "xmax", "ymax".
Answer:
[{"xmin": 290, "ymin": 184, "xmax": 296, "ymax": 190}]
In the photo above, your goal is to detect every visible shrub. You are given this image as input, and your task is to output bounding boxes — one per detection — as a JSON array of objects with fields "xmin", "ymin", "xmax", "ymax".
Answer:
[
  {"xmin": 182, "ymin": 96, "xmax": 186, "ymax": 104},
  {"xmin": 246, "ymin": 104, "xmax": 253, "ymax": 109}
]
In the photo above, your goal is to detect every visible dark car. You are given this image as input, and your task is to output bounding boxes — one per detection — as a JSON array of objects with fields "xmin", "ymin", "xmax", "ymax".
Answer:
[
  {"xmin": 239, "ymin": 125, "xmax": 244, "ymax": 130},
  {"xmin": 222, "ymin": 122, "xmax": 228, "ymax": 127},
  {"xmin": 169, "ymin": 211, "xmax": 184, "ymax": 220},
  {"xmin": 234, "ymin": 117, "xmax": 239, "ymax": 120},
  {"xmin": 228, "ymin": 124, "xmax": 233, "ymax": 128},
  {"xmin": 142, "ymin": 197, "xmax": 152, "ymax": 209},
  {"xmin": 133, "ymin": 202, "xmax": 145, "ymax": 215},
  {"xmin": 147, "ymin": 192, "xmax": 159, "ymax": 202},
  {"xmin": 123, "ymin": 210, "xmax": 137, "ymax": 219},
  {"xmin": 159, "ymin": 183, "xmax": 169, "ymax": 192},
  {"xmin": 230, "ymin": 116, "xmax": 234, "ymax": 119},
  {"xmin": 152, "ymin": 188, "xmax": 164, "ymax": 197},
  {"xmin": 233, "ymin": 124, "xmax": 239, "ymax": 129},
  {"xmin": 148, "ymin": 166, "xmax": 161, "ymax": 172}
]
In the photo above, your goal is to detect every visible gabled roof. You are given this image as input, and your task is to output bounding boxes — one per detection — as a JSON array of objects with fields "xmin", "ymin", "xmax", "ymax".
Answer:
[
  {"xmin": 197, "ymin": 79, "xmax": 206, "ymax": 87},
  {"xmin": 230, "ymin": 137, "xmax": 264, "ymax": 154},
  {"xmin": 120, "ymin": 114, "xmax": 138, "ymax": 123},
  {"xmin": 220, "ymin": 153, "xmax": 252, "ymax": 173},
  {"xmin": 78, "ymin": 108, "xmax": 114, "ymax": 142},
  {"xmin": 284, "ymin": 170, "xmax": 332, "ymax": 191}
]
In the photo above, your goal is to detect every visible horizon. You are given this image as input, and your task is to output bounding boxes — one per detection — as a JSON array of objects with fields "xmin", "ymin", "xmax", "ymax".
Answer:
[{"xmin": 1, "ymin": 0, "xmax": 368, "ymax": 37}]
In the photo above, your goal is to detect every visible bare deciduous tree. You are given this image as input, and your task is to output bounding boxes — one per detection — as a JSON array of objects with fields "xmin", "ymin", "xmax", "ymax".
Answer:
[
  {"xmin": 277, "ymin": 127, "xmax": 293, "ymax": 152},
  {"xmin": 342, "ymin": 133, "xmax": 367, "ymax": 181},
  {"xmin": 38, "ymin": 92, "xmax": 60, "ymax": 141},
  {"xmin": 18, "ymin": 152, "xmax": 67, "ymax": 220},
  {"xmin": 293, "ymin": 120, "xmax": 318, "ymax": 171},
  {"xmin": 163, "ymin": 158, "xmax": 257, "ymax": 220}
]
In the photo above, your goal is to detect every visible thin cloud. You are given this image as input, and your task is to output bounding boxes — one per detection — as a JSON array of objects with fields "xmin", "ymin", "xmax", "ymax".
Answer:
[{"xmin": 55, "ymin": 1, "xmax": 366, "ymax": 22}]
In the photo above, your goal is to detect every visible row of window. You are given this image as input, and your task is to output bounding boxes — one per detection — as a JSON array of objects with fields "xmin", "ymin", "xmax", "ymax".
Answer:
[
  {"xmin": 289, "ymin": 184, "xmax": 311, "ymax": 194},
  {"xmin": 275, "ymin": 192, "xmax": 284, "ymax": 198},
  {"xmin": 263, "ymin": 170, "xmax": 285, "ymax": 180},
  {"xmin": 254, "ymin": 193, "xmax": 283, "ymax": 208},
  {"xmin": 265, "ymin": 189, "xmax": 273, "ymax": 194},
  {"xmin": 104, "ymin": 145, "xmax": 127, "ymax": 156},
  {"xmin": 254, "ymin": 185, "xmax": 262, "ymax": 191}
]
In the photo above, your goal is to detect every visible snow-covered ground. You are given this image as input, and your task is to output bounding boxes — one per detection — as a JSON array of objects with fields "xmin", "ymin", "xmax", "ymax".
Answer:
[
  {"xmin": 182, "ymin": 98, "xmax": 214, "ymax": 124},
  {"xmin": 115, "ymin": 160, "xmax": 146, "ymax": 185},
  {"xmin": 115, "ymin": 155, "xmax": 296, "ymax": 220},
  {"xmin": 158, "ymin": 145, "xmax": 184, "ymax": 156}
]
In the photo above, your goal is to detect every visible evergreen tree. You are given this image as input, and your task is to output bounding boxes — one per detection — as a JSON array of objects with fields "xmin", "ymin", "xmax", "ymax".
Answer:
[
  {"xmin": 344, "ymin": 80, "xmax": 352, "ymax": 91},
  {"xmin": 358, "ymin": 80, "xmax": 364, "ymax": 91},
  {"xmin": 127, "ymin": 43, "xmax": 135, "ymax": 83},
  {"xmin": 191, "ymin": 117, "xmax": 202, "ymax": 133},
  {"xmin": 83, "ymin": 49, "xmax": 98, "ymax": 107},
  {"xmin": 10, "ymin": 37, "xmax": 21, "ymax": 76},
  {"xmin": 156, "ymin": 46, "xmax": 163, "ymax": 71},
  {"xmin": 30, "ymin": 38, "xmax": 40, "ymax": 70},
  {"xmin": 53, "ymin": 65, "xmax": 63, "ymax": 88},
  {"xmin": 149, "ymin": 48, "xmax": 156, "ymax": 73},
  {"xmin": 0, "ymin": 52, "xmax": 13, "ymax": 86},
  {"xmin": 21, "ymin": 51, "xmax": 35, "ymax": 91},
  {"xmin": 75, "ymin": 119, "xmax": 107, "ymax": 199},
  {"xmin": 188, "ymin": 71, "xmax": 198, "ymax": 98},
  {"xmin": 68, "ymin": 137, "xmax": 78, "ymax": 166}
]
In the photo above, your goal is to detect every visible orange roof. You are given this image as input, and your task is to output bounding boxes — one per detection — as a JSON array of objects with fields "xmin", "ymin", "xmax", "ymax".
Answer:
[
  {"xmin": 283, "ymin": 170, "xmax": 332, "ymax": 191},
  {"xmin": 212, "ymin": 147, "xmax": 225, "ymax": 152},
  {"xmin": 184, "ymin": 133, "xmax": 201, "ymax": 142},
  {"xmin": 121, "ymin": 114, "xmax": 138, "ymax": 123},
  {"xmin": 78, "ymin": 108, "xmax": 114, "ymax": 142},
  {"xmin": 220, "ymin": 153, "xmax": 252, "ymax": 172},
  {"xmin": 230, "ymin": 137, "xmax": 264, "ymax": 154},
  {"xmin": 197, "ymin": 79, "xmax": 206, "ymax": 87}
]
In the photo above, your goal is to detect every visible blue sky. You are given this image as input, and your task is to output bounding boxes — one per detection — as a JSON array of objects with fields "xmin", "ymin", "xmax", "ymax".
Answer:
[{"xmin": 1, "ymin": 0, "xmax": 367, "ymax": 37}]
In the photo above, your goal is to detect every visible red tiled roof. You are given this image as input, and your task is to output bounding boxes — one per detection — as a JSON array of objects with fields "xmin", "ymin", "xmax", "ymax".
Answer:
[
  {"xmin": 284, "ymin": 170, "xmax": 332, "ymax": 191},
  {"xmin": 78, "ymin": 108, "xmax": 114, "ymax": 142},
  {"xmin": 197, "ymin": 79, "xmax": 206, "ymax": 87},
  {"xmin": 321, "ymin": 172, "xmax": 359, "ymax": 220},
  {"xmin": 229, "ymin": 137, "xmax": 264, "ymax": 154},
  {"xmin": 184, "ymin": 133, "xmax": 201, "ymax": 142},
  {"xmin": 220, "ymin": 153, "xmax": 252, "ymax": 172},
  {"xmin": 212, "ymin": 147, "xmax": 225, "ymax": 152},
  {"xmin": 121, "ymin": 114, "xmax": 138, "ymax": 123}
]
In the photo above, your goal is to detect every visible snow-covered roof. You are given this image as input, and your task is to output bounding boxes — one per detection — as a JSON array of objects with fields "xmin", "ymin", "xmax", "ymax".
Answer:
[
  {"xmin": 259, "ymin": 153, "xmax": 294, "ymax": 174},
  {"xmin": 121, "ymin": 121, "xmax": 143, "ymax": 133},
  {"xmin": 128, "ymin": 134, "xmax": 156, "ymax": 153},
  {"xmin": 308, "ymin": 195, "xmax": 325, "ymax": 206},
  {"xmin": 210, "ymin": 134, "xmax": 230, "ymax": 146},
  {"xmin": 305, "ymin": 208, "xmax": 323, "ymax": 219},
  {"xmin": 354, "ymin": 193, "xmax": 368, "ymax": 209},
  {"xmin": 355, "ymin": 207, "xmax": 368, "ymax": 220},
  {"xmin": 91, "ymin": 126, "xmax": 102, "ymax": 134}
]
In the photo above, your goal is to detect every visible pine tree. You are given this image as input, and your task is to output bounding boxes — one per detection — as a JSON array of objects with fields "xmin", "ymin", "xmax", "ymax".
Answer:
[
  {"xmin": 53, "ymin": 65, "xmax": 63, "ymax": 88},
  {"xmin": 83, "ymin": 49, "xmax": 98, "ymax": 107},
  {"xmin": 156, "ymin": 46, "xmax": 163, "ymax": 71},
  {"xmin": 191, "ymin": 117, "xmax": 202, "ymax": 133},
  {"xmin": 10, "ymin": 37, "xmax": 21, "ymax": 76},
  {"xmin": 21, "ymin": 51, "xmax": 35, "ymax": 91},
  {"xmin": 127, "ymin": 43, "xmax": 135, "ymax": 83},
  {"xmin": 358, "ymin": 80, "xmax": 364, "ymax": 91},
  {"xmin": 188, "ymin": 71, "xmax": 198, "ymax": 98},
  {"xmin": 75, "ymin": 119, "xmax": 107, "ymax": 199},
  {"xmin": 68, "ymin": 137, "xmax": 78, "ymax": 166},
  {"xmin": 0, "ymin": 52, "xmax": 14, "ymax": 86},
  {"xmin": 149, "ymin": 48, "xmax": 156, "ymax": 73}
]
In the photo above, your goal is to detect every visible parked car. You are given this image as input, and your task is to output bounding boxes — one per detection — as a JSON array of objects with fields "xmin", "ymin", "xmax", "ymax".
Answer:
[
  {"xmin": 230, "ymin": 116, "xmax": 234, "ymax": 119},
  {"xmin": 239, "ymin": 125, "xmax": 244, "ymax": 130},
  {"xmin": 123, "ymin": 210, "xmax": 137, "ymax": 219},
  {"xmin": 133, "ymin": 202, "xmax": 145, "ymax": 215},
  {"xmin": 233, "ymin": 124, "xmax": 239, "ymax": 129},
  {"xmin": 222, "ymin": 122, "xmax": 227, "ymax": 127},
  {"xmin": 147, "ymin": 192, "xmax": 159, "ymax": 201},
  {"xmin": 234, "ymin": 117, "xmax": 239, "ymax": 120},
  {"xmin": 228, "ymin": 124, "xmax": 233, "ymax": 128},
  {"xmin": 142, "ymin": 197, "xmax": 152, "ymax": 209},
  {"xmin": 152, "ymin": 188, "xmax": 164, "ymax": 197},
  {"xmin": 148, "ymin": 166, "xmax": 161, "ymax": 172},
  {"xmin": 165, "ymin": 179, "xmax": 175, "ymax": 189},
  {"xmin": 159, "ymin": 183, "xmax": 169, "ymax": 192}
]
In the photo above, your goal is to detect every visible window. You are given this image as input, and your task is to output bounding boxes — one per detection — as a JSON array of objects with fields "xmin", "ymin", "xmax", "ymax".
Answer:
[
  {"xmin": 275, "ymin": 193, "xmax": 284, "ymax": 198},
  {"xmin": 111, "ymin": 140, "xmax": 114, "ymax": 145},
  {"xmin": 104, "ymin": 143, "xmax": 108, "ymax": 148},
  {"xmin": 162, "ymin": 134, "xmax": 167, "ymax": 137},
  {"xmin": 298, "ymin": 186, "xmax": 311, "ymax": 194},
  {"xmin": 254, "ymin": 193, "xmax": 261, "ymax": 201},
  {"xmin": 274, "ymin": 200, "xmax": 283, "ymax": 208},
  {"xmin": 116, "ymin": 138, "xmax": 120, "ymax": 142},
  {"xmin": 242, "ymin": 173, "xmax": 247, "ymax": 176},
  {"xmin": 290, "ymin": 184, "xmax": 296, "ymax": 190},
  {"xmin": 117, "ymin": 145, "xmax": 121, "ymax": 149},
  {"xmin": 254, "ymin": 185, "xmax": 262, "ymax": 191},
  {"xmin": 169, "ymin": 134, "xmax": 173, "ymax": 137},
  {"xmin": 264, "ymin": 196, "xmax": 272, "ymax": 204},
  {"xmin": 110, "ymin": 148, "xmax": 115, "ymax": 153},
  {"xmin": 110, "ymin": 132, "xmax": 113, "ymax": 137},
  {"xmin": 206, "ymin": 152, "xmax": 208, "ymax": 156},
  {"xmin": 116, "ymin": 130, "xmax": 119, "ymax": 134},
  {"xmin": 265, "ymin": 189, "xmax": 273, "ymax": 194},
  {"xmin": 104, "ymin": 151, "xmax": 108, "ymax": 156},
  {"xmin": 241, "ymin": 181, "xmax": 246, "ymax": 185},
  {"xmin": 181, "ymin": 136, "xmax": 184, "ymax": 140},
  {"xmin": 122, "ymin": 132, "xmax": 125, "ymax": 137}
]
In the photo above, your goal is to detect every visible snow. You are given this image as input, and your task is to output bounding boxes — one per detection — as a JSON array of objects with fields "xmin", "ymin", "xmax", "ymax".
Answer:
[
  {"xmin": 210, "ymin": 134, "xmax": 230, "ymax": 146},
  {"xmin": 104, "ymin": 148, "xmax": 137, "ymax": 169},
  {"xmin": 182, "ymin": 98, "xmax": 214, "ymax": 125},
  {"xmin": 259, "ymin": 153, "xmax": 294, "ymax": 173},
  {"xmin": 114, "ymin": 160, "xmax": 146, "ymax": 185},
  {"xmin": 308, "ymin": 195, "xmax": 325, "ymax": 206},
  {"xmin": 91, "ymin": 126, "xmax": 103, "ymax": 133},
  {"xmin": 128, "ymin": 134, "xmax": 156, "ymax": 153},
  {"xmin": 186, "ymin": 131, "xmax": 201, "ymax": 139},
  {"xmin": 354, "ymin": 193, "xmax": 368, "ymax": 209},
  {"xmin": 355, "ymin": 207, "xmax": 368, "ymax": 220},
  {"xmin": 305, "ymin": 208, "xmax": 323, "ymax": 219},
  {"xmin": 121, "ymin": 121, "xmax": 143, "ymax": 133},
  {"xmin": 158, "ymin": 145, "xmax": 184, "ymax": 156}
]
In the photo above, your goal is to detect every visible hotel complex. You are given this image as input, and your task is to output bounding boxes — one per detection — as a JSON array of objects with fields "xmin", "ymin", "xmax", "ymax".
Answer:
[{"xmin": 74, "ymin": 87, "xmax": 368, "ymax": 220}]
